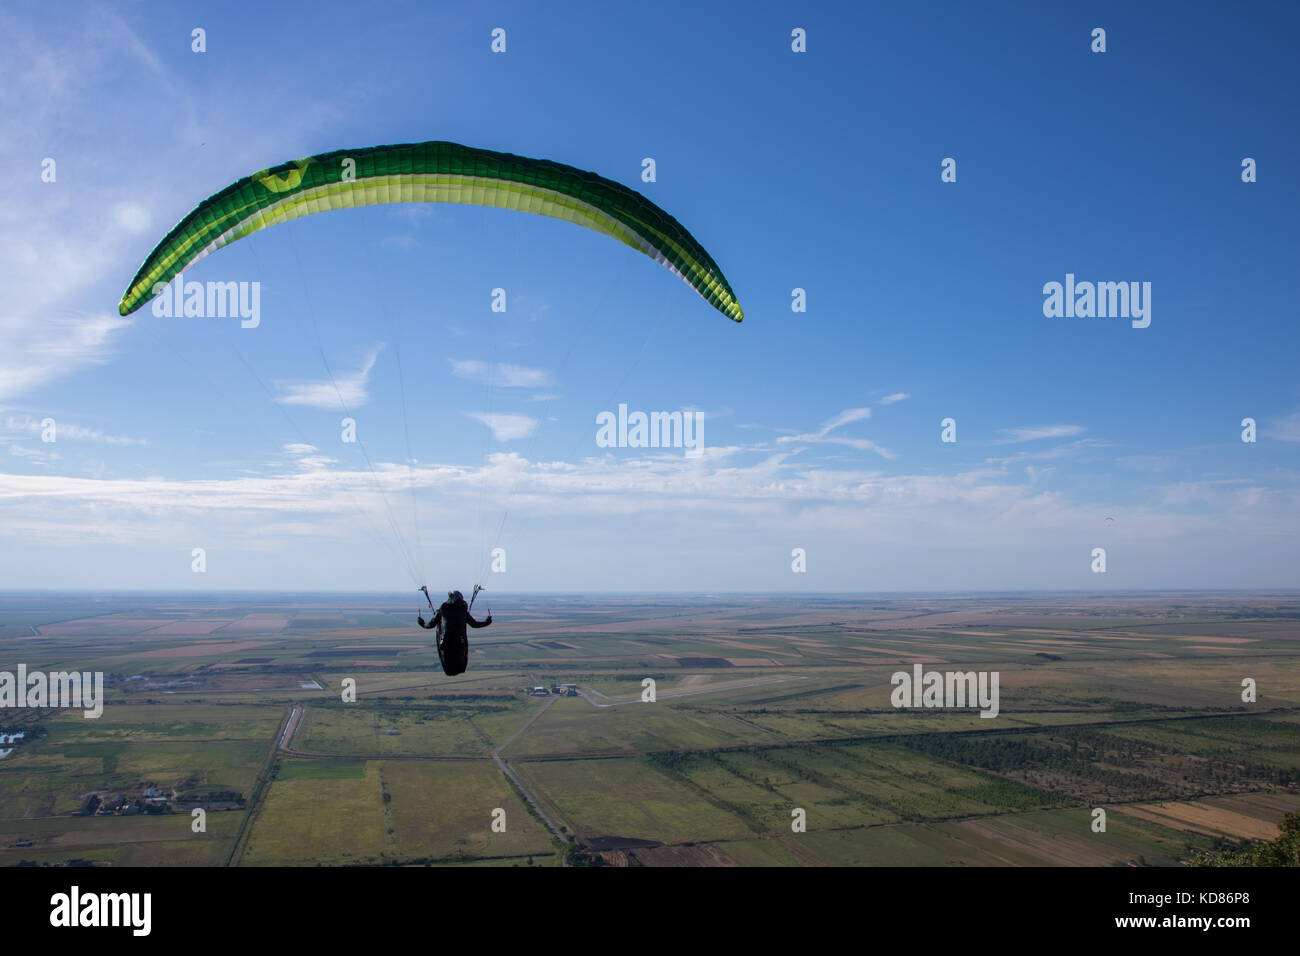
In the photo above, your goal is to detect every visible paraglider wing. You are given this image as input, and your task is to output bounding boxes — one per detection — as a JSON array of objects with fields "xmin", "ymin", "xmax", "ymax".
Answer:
[{"xmin": 117, "ymin": 141, "xmax": 743, "ymax": 321}]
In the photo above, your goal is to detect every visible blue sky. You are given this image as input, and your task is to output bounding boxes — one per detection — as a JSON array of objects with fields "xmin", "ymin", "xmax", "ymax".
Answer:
[{"xmin": 1, "ymin": 0, "xmax": 1297, "ymax": 591}]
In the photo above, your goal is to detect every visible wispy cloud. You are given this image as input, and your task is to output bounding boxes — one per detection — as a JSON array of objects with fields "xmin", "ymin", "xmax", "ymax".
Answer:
[
  {"xmin": 1267, "ymin": 411, "xmax": 1300, "ymax": 443},
  {"xmin": 9, "ymin": 444, "xmax": 60, "ymax": 464},
  {"xmin": 379, "ymin": 234, "xmax": 420, "ymax": 251},
  {"xmin": 451, "ymin": 360, "xmax": 553, "ymax": 388},
  {"xmin": 0, "ymin": 5, "xmax": 195, "ymax": 403},
  {"xmin": 276, "ymin": 347, "xmax": 382, "ymax": 409},
  {"xmin": 282, "ymin": 442, "xmax": 336, "ymax": 471},
  {"xmin": 986, "ymin": 437, "xmax": 1109, "ymax": 464},
  {"xmin": 819, "ymin": 407, "xmax": 872, "ymax": 432},
  {"xmin": 878, "ymin": 392, "xmax": 909, "ymax": 405},
  {"xmin": 2, "ymin": 414, "xmax": 146, "ymax": 446},
  {"xmin": 777, "ymin": 407, "xmax": 894, "ymax": 458},
  {"xmin": 0, "ymin": 311, "xmax": 133, "ymax": 404},
  {"xmin": 995, "ymin": 424, "xmax": 1087, "ymax": 444},
  {"xmin": 0, "ymin": 1, "xmax": 349, "ymax": 405},
  {"xmin": 465, "ymin": 412, "xmax": 537, "ymax": 441}
]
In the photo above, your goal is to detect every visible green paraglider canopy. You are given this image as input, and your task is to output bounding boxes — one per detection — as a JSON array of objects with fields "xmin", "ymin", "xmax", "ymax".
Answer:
[{"xmin": 118, "ymin": 140, "xmax": 743, "ymax": 321}]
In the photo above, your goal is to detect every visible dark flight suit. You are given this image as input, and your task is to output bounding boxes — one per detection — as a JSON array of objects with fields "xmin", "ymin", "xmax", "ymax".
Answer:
[{"xmin": 419, "ymin": 598, "xmax": 491, "ymax": 675}]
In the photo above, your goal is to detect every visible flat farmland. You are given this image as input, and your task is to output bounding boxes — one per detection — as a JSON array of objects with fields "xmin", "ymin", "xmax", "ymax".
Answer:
[
  {"xmin": 0, "ymin": 811, "xmax": 241, "ymax": 866},
  {"xmin": 0, "ymin": 590, "xmax": 1296, "ymax": 866},
  {"xmin": 241, "ymin": 761, "xmax": 389, "ymax": 865},
  {"xmin": 520, "ymin": 756, "xmax": 755, "ymax": 844},
  {"xmin": 293, "ymin": 702, "xmax": 507, "ymax": 757},
  {"xmin": 381, "ymin": 760, "xmax": 554, "ymax": 861}
]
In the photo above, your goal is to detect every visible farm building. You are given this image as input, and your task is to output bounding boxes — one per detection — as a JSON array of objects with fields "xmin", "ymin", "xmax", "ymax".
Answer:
[{"xmin": 96, "ymin": 795, "xmax": 126, "ymax": 814}]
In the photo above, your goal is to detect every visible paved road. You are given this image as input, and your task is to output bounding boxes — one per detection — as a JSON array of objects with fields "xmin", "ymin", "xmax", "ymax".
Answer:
[
  {"xmin": 492, "ymin": 697, "xmax": 567, "ymax": 842},
  {"xmin": 278, "ymin": 705, "xmax": 303, "ymax": 750}
]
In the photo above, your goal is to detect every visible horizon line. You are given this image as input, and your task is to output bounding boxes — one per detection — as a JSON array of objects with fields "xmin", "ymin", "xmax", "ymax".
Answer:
[{"xmin": 2, "ymin": 588, "xmax": 1297, "ymax": 597}]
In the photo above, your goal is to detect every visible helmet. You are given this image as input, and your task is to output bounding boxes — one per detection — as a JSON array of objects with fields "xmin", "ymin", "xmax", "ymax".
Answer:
[{"xmin": 449, "ymin": 590, "xmax": 463, "ymax": 603}]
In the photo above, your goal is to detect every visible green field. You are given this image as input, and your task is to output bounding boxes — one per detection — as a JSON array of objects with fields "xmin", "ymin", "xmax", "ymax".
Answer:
[{"xmin": 2, "ymin": 591, "xmax": 1298, "ymax": 866}]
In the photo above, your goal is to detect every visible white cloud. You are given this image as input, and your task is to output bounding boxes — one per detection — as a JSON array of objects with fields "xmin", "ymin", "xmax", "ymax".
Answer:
[
  {"xmin": 282, "ymin": 442, "xmax": 336, "ymax": 471},
  {"xmin": 0, "ymin": 6, "xmax": 186, "ymax": 403},
  {"xmin": 819, "ymin": 407, "xmax": 872, "ymax": 432},
  {"xmin": 276, "ymin": 347, "xmax": 381, "ymax": 409},
  {"xmin": 379, "ymin": 234, "xmax": 420, "ymax": 250},
  {"xmin": 1267, "ymin": 411, "xmax": 1300, "ymax": 443},
  {"xmin": 0, "ymin": 311, "xmax": 133, "ymax": 403},
  {"xmin": 985, "ymin": 438, "xmax": 1109, "ymax": 464},
  {"xmin": 1, "ymin": 440, "xmax": 1298, "ymax": 589},
  {"xmin": 451, "ymin": 360, "xmax": 553, "ymax": 388},
  {"xmin": 777, "ymin": 407, "xmax": 894, "ymax": 458},
  {"xmin": 9, "ymin": 444, "xmax": 59, "ymax": 464},
  {"xmin": 797, "ymin": 435, "xmax": 893, "ymax": 454},
  {"xmin": 111, "ymin": 202, "xmax": 152, "ymax": 234},
  {"xmin": 996, "ymin": 424, "xmax": 1086, "ymax": 443},
  {"xmin": 2, "ymin": 414, "xmax": 146, "ymax": 446},
  {"xmin": 0, "ymin": 2, "xmax": 348, "ymax": 404},
  {"xmin": 878, "ymin": 392, "xmax": 909, "ymax": 405},
  {"xmin": 1, "ymin": 446, "xmax": 1293, "ymax": 551},
  {"xmin": 465, "ymin": 412, "xmax": 538, "ymax": 441}
]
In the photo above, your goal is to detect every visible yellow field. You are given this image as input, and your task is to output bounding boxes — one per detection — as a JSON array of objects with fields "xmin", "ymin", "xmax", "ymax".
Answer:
[
  {"xmin": 1116, "ymin": 800, "xmax": 1283, "ymax": 841},
  {"xmin": 381, "ymin": 760, "xmax": 554, "ymax": 861},
  {"xmin": 242, "ymin": 763, "xmax": 388, "ymax": 865}
]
